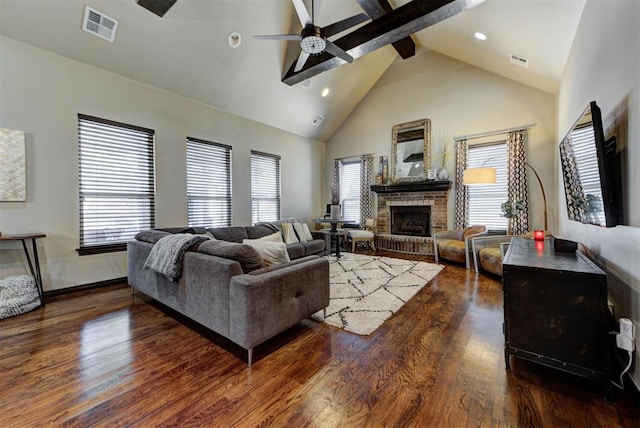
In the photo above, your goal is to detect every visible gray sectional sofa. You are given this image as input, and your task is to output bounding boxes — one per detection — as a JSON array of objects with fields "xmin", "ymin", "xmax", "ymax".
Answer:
[{"xmin": 127, "ymin": 222, "xmax": 330, "ymax": 366}]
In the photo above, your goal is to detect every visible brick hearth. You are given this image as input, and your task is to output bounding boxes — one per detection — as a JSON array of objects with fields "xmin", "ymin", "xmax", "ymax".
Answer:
[{"xmin": 372, "ymin": 182, "xmax": 451, "ymax": 256}]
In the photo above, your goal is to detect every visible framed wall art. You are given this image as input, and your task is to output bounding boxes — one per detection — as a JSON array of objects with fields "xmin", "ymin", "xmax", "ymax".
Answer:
[{"xmin": 0, "ymin": 127, "xmax": 27, "ymax": 202}]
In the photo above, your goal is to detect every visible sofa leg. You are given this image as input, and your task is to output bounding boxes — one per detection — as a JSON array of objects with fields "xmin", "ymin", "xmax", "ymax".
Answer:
[
  {"xmin": 247, "ymin": 348, "xmax": 253, "ymax": 368},
  {"xmin": 323, "ymin": 308, "xmax": 326, "ymax": 320}
]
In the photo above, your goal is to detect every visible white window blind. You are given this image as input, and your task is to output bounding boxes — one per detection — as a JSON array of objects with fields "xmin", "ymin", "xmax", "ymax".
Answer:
[
  {"xmin": 186, "ymin": 137, "xmax": 232, "ymax": 227},
  {"xmin": 340, "ymin": 160, "xmax": 361, "ymax": 222},
  {"xmin": 467, "ymin": 142, "xmax": 508, "ymax": 231},
  {"xmin": 571, "ymin": 124, "xmax": 605, "ymax": 224},
  {"xmin": 251, "ymin": 151, "xmax": 281, "ymax": 224},
  {"xmin": 78, "ymin": 114, "xmax": 155, "ymax": 254}
]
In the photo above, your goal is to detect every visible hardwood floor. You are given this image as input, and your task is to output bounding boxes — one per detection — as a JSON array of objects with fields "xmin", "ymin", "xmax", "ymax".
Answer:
[{"xmin": 1, "ymin": 259, "xmax": 637, "ymax": 427}]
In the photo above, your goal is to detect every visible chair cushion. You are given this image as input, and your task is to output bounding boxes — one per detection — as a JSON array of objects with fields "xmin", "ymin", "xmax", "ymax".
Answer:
[
  {"xmin": 479, "ymin": 247, "xmax": 503, "ymax": 276},
  {"xmin": 348, "ymin": 230, "xmax": 374, "ymax": 239},
  {"xmin": 463, "ymin": 225, "xmax": 485, "ymax": 239},
  {"xmin": 438, "ymin": 239, "xmax": 467, "ymax": 263}
]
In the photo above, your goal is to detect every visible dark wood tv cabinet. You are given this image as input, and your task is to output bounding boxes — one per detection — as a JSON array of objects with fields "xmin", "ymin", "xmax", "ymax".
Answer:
[{"xmin": 502, "ymin": 237, "xmax": 612, "ymax": 400}]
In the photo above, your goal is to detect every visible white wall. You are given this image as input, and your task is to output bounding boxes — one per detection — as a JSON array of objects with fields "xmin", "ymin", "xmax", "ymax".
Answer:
[
  {"xmin": 0, "ymin": 36, "xmax": 325, "ymax": 291},
  {"xmin": 327, "ymin": 49, "xmax": 556, "ymax": 231},
  {"xmin": 556, "ymin": 0, "xmax": 640, "ymax": 389}
]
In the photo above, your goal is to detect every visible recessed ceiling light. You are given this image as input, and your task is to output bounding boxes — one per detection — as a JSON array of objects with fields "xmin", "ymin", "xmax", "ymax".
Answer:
[
  {"xmin": 474, "ymin": 32, "xmax": 487, "ymax": 41},
  {"xmin": 228, "ymin": 32, "xmax": 241, "ymax": 48},
  {"xmin": 321, "ymin": 88, "xmax": 330, "ymax": 97}
]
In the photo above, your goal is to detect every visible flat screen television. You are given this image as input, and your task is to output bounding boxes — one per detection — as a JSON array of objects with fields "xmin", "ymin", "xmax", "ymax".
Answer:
[{"xmin": 559, "ymin": 101, "xmax": 623, "ymax": 227}]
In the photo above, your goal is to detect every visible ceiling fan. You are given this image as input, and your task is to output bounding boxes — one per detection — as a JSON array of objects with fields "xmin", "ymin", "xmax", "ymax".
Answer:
[{"xmin": 254, "ymin": 0, "xmax": 369, "ymax": 72}]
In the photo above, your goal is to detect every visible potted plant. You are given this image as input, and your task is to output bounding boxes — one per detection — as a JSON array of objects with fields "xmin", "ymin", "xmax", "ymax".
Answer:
[{"xmin": 501, "ymin": 199, "xmax": 524, "ymax": 234}]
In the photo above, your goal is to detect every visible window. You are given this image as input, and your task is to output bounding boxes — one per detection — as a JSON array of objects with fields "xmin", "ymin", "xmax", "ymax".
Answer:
[
  {"xmin": 467, "ymin": 142, "xmax": 508, "ymax": 231},
  {"xmin": 78, "ymin": 114, "xmax": 155, "ymax": 254},
  {"xmin": 251, "ymin": 151, "xmax": 281, "ymax": 223},
  {"xmin": 186, "ymin": 138, "xmax": 232, "ymax": 227},
  {"xmin": 340, "ymin": 160, "xmax": 361, "ymax": 222}
]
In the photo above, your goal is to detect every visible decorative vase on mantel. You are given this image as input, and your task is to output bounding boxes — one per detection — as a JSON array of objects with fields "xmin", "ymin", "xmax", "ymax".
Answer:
[{"xmin": 437, "ymin": 168, "xmax": 449, "ymax": 181}]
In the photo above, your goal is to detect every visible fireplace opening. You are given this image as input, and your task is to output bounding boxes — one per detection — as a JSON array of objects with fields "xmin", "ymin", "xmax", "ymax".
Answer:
[{"xmin": 390, "ymin": 205, "xmax": 431, "ymax": 237}]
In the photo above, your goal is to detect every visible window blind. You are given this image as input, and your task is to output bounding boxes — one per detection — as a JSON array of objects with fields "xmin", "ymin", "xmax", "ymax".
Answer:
[
  {"xmin": 467, "ymin": 142, "xmax": 508, "ymax": 231},
  {"xmin": 186, "ymin": 137, "xmax": 232, "ymax": 227},
  {"xmin": 340, "ymin": 160, "xmax": 361, "ymax": 222},
  {"xmin": 251, "ymin": 151, "xmax": 281, "ymax": 223},
  {"xmin": 571, "ymin": 124, "xmax": 605, "ymax": 224},
  {"xmin": 78, "ymin": 114, "xmax": 155, "ymax": 254}
]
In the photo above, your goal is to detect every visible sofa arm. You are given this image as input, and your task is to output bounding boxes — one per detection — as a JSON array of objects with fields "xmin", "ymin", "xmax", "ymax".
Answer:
[
  {"xmin": 310, "ymin": 231, "xmax": 330, "ymax": 255},
  {"xmin": 228, "ymin": 256, "xmax": 330, "ymax": 350}
]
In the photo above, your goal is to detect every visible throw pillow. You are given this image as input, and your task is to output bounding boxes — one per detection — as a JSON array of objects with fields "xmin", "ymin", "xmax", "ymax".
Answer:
[
  {"xmin": 258, "ymin": 231, "xmax": 284, "ymax": 242},
  {"xmin": 292, "ymin": 223, "xmax": 308, "ymax": 243},
  {"xmin": 302, "ymin": 223, "xmax": 314, "ymax": 241},
  {"xmin": 197, "ymin": 240, "xmax": 263, "ymax": 273},
  {"xmin": 281, "ymin": 222, "xmax": 299, "ymax": 244},
  {"xmin": 243, "ymin": 239, "xmax": 290, "ymax": 266}
]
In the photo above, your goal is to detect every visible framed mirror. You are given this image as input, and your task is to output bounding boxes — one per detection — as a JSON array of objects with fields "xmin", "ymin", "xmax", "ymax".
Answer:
[{"xmin": 390, "ymin": 119, "xmax": 431, "ymax": 183}]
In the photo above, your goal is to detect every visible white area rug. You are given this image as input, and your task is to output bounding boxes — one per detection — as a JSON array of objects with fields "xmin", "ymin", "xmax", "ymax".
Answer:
[{"xmin": 315, "ymin": 253, "xmax": 443, "ymax": 335}]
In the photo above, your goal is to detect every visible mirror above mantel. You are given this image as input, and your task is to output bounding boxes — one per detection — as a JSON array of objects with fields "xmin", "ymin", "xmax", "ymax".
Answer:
[{"xmin": 390, "ymin": 119, "xmax": 431, "ymax": 183}]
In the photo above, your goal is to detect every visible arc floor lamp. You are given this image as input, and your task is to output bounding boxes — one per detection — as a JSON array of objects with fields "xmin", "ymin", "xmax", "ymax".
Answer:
[{"xmin": 463, "ymin": 162, "xmax": 548, "ymax": 231}]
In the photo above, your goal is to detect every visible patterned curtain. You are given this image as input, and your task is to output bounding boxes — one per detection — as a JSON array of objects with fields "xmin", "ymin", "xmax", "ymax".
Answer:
[
  {"xmin": 559, "ymin": 135, "xmax": 585, "ymax": 222},
  {"xmin": 359, "ymin": 154, "xmax": 374, "ymax": 227},
  {"xmin": 454, "ymin": 139, "xmax": 468, "ymax": 229},
  {"xmin": 506, "ymin": 131, "xmax": 529, "ymax": 235},
  {"xmin": 332, "ymin": 159, "xmax": 341, "ymax": 204}
]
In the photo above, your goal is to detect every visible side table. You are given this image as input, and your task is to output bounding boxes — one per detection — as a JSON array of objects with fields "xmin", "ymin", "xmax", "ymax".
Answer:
[{"xmin": 0, "ymin": 233, "xmax": 47, "ymax": 307}]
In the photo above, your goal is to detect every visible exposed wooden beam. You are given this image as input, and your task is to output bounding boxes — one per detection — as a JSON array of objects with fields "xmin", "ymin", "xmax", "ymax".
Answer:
[
  {"xmin": 136, "ymin": 0, "xmax": 177, "ymax": 18},
  {"xmin": 283, "ymin": 0, "xmax": 481, "ymax": 85},
  {"xmin": 356, "ymin": 0, "xmax": 416, "ymax": 59}
]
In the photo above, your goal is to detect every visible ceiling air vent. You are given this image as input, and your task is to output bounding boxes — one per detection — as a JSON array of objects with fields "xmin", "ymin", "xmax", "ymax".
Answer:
[
  {"xmin": 312, "ymin": 114, "xmax": 325, "ymax": 127},
  {"xmin": 82, "ymin": 6, "xmax": 118, "ymax": 42},
  {"xmin": 509, "ymin": 53, "xmax": 528, "ymax": 68}
]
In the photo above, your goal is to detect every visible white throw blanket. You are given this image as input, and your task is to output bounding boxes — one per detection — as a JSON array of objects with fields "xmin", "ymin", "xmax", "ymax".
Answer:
[{"xmin": 144, "ymin": 233, "xmax": 210, "ymax": 281}]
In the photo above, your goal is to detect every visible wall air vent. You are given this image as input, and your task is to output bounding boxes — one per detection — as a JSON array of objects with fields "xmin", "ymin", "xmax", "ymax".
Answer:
[
  {"xmin": 82, "ymin": 6, "xmax": 118, "ymax": 42},
  {"xmin": 312, "ymin": 115, "xmax": 325, "ymax": 127},
  {"xmin": 509, "ymin": 53, "xmax": 528, "ymax": 68}
]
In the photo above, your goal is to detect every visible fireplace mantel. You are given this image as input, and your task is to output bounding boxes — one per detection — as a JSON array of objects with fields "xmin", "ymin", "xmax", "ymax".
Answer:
[{"xmin": 371, "ymin": 181, "xmax": 451, "ymax": 193}]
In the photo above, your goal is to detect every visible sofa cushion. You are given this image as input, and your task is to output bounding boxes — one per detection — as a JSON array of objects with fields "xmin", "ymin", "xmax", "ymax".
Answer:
[
  {"xmin": 242, "ymin": 240, "xmax": 290, "ymax": 266},
  {"xmin": 135, "ymin": 230, "xmax": 171, "ymax": 244},
  {"xmin": 245, "ymin": 224, "xmax": 278, "ymax": 240},
  {"xmin": 197, "ymin": 240, "xmax": 264, "ymax": 273},
  {"xmin": 207, "ymin": 226, "xmax": 248, "ymax": 243},
  {"xmin": 302, "ymin": 240, "xmax": 325, "ymax": 256},
  {"xmin": 286, "ymin": 243, "xmax": 305, "ymax": 260}
]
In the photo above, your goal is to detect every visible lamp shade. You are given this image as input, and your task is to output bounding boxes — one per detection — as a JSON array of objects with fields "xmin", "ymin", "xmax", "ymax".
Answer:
[{"xmin": 463, "ymin": 167, "xmax": 497, "ymax": 185}]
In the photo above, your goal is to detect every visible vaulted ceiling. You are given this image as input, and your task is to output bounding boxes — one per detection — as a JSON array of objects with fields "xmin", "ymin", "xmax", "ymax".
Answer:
[{"xmin": 0, "ymin": 0, "xmax": 585, "ymax": 142}]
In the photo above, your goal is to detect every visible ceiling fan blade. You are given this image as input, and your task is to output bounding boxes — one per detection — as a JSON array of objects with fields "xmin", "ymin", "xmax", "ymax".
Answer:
[
  {"xmin": 294, "ymin": 50, "xmax": 311, "ymax": 72},
  {"xmin": 254, "ymin": 34, "xmax": 302, "ymax": 41},
  {"xmin": 323, "ymin": 13, "xmax": 370, "ymax": 37},
  {"xmin": 324, "ymin": 40, "xmax": 354, "ymax": 64},
  {"xmin": 292, "ymin": 0, "xmax": 313, "ymax": 26}
]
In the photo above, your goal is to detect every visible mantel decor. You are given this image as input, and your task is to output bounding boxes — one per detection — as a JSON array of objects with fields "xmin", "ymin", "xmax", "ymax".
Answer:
[{"xmin": 371, "ymin": 180, "xmax": 451, "ymax": 194}]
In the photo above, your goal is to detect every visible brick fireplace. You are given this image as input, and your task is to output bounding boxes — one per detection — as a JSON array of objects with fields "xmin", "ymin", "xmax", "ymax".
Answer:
[{"xmin": 371, "ymin": 181, "xmax": 451, "ymax": 255}]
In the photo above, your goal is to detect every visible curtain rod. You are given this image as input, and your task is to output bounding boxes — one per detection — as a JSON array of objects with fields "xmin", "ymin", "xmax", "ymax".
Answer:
[{"xmin": 453, "ymin": 123, "xmax": 536, "ymax": 142}]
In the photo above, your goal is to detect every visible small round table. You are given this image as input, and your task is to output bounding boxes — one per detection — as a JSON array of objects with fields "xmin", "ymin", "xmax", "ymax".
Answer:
[{"xmin": 313, "ymin": 219, "xmax": 345, "ymax": 259}]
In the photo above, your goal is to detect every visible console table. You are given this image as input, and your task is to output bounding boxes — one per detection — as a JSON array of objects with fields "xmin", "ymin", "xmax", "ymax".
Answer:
[
  {"xmin": 502, "ymin": 237, "xmax": 611, "ymax": 400},
  {"xmin": 0, "ymin": 233, "xmax": 46, "ymax": 307}
]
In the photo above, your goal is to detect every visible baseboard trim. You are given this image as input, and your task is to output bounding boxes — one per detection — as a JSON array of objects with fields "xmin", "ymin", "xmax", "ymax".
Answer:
[{"xmin": 44, "ymin": 277, "xmax": 127, "ymax": 298}]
